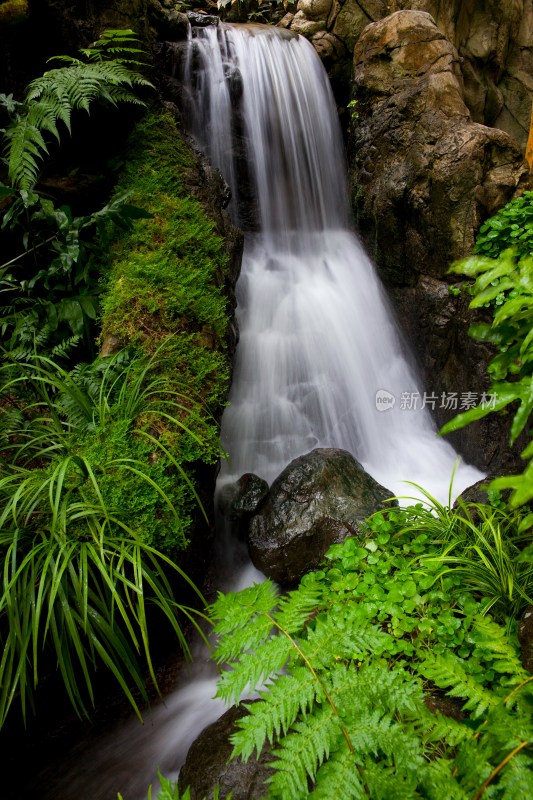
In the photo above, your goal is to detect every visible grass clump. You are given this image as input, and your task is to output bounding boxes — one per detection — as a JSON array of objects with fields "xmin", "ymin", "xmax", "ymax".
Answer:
[{"xmin": 0, "ymin": 350, "xmax": 210, "ymax": 728}]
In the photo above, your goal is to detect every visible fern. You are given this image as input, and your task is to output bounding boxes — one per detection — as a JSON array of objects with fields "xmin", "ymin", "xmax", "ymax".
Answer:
[
  {"xmin": 309, "ymin": 743, "xmax": 366, "ymax": 800},
  {"xmin": 211, "ymin": 524, "xmax": 533, "ymax": 798},
  {"xmin": 267, "ymin": 704, "xmax": 341, "ymax": 798},
  {"xmin": 418, "ymin": 652, "xmax": 500, "ymax": 718},
  {"xmin": 2, "ymin": 30, "xmax": 153, "ymax": 191}
]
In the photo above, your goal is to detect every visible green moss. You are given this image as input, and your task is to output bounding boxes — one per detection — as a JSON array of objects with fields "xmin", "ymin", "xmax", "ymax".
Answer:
[
  {"xmin": 76, "ymin": 419, "xmax": 193, "ymax": 553},
  {"xmin": 97, "ymin": 110, "xmax": 234, "ymax": 552},
  {"xmin": 0, "ymin": 0, "xmax": 29, "ymax": 24}
]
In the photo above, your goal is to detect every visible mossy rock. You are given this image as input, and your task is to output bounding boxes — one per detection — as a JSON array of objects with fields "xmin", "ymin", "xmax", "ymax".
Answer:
[{"xmin": 97, "ymin": 109, "xmax": 239, "ymax": 553}]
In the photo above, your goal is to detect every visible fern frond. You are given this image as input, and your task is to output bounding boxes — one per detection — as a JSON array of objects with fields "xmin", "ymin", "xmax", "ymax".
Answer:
[
  {"xmin": 215, "ymin": 634, "xmax": 290, "ymax": 706},
  {"xmin": 230, "ymin": 666, "xmax": 320, "ymax": 759},
  {"xmin": 26, "ymin": 96, "xmax": 70, "ymax": 138},
  {"xmin": 4, "ymin": 117, "xmax": 48, "ymax": 190},
  {"xmin": 451, "ymin": 736, "xmax": 496, "ymax": 794},
  {"xmin": 418, "ymin": 652, "xmax": 498, "ymax": 718},
  {"xmin": 347, "ymin": 662, "xmax": 426, "ymax": 719},
  {"xmin": 301, "ymin": 606, "xmax": 390, "ymax": 667},
  {"xmin": 362, "ymin": 756, "xmax": 422, "ymax": 800},
  {"xmin": 310, "ymin": 741, "xmax": 366, "ymax": 800},
  {"xmin": 212, "ymin": 580, "xmax": 279, "ymax": 638},
  {"xmin": 267, "ymin": 703, "xmax": 341, "ymax": 799},
  {"xmin": 6, "ymin": 37, "xmax": 152, "ymax": 190},
  {"xmin": 469, "ymin": 614, "xmax": 529, "ymax": 681},
  {"xmin": 495, "ymin": 752, "xmax": 533, "ymax": 798},
  {"xmin": 51, "ymin": 335, "xmax": 81, "ymax": 359},
  {"xmin": 274, "ymin": 576, "xmax": 324, "ymax": 636},
  {"xmin": 420, "ymin": 760, "xmax": 469, "ymax": 800},
  {"xmin": 422, "ymin": 707, "xmax": 473, "ymax": 749}
]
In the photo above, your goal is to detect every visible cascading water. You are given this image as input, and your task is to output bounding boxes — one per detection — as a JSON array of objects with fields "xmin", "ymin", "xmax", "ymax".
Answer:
[
  {"xmin": 25, "ymin": 22, "xmax": 482, "ymax": 800},
  {"xmin": 183, "ymin": 23, "xmax": 481, "ymax": 499}
]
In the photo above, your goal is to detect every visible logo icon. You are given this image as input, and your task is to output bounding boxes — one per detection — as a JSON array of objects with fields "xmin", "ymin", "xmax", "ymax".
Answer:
[{"xmin": 375, "ymin": 389, "xmax": 396, "ymax": 411}]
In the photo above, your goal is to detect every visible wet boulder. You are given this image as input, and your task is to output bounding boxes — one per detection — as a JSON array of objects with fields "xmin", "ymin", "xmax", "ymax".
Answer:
[
  {"xmin": 218, "ymin": 472, "xmax": 270, "ymax": 539},
  {"xmin": 247, "ymin": 447, "xmax": 395, "ymax": 586},
  {"xmin": 178, "ymin": 704, "xmax": 273, "ymax": 800}
]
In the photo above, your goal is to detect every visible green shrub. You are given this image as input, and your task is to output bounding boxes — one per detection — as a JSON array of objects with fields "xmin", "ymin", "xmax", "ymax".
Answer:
[
  {"xmin": 0, "ymin": 30, "xmax": 153, "ymax": 360},
  {"xmin": 0, "ymin": 350, "xmax": 210, "ymax": 728},
  {"xmin": 0, "ymin": 29, "xmax": 151, "ymax": 191},
  {"xmin": 210, "ymin": 503, "xmax": 533, "ymax": 799},
  {"xmin": 441, "ymin": 192, "xmax": 533, "ymax": 522}
]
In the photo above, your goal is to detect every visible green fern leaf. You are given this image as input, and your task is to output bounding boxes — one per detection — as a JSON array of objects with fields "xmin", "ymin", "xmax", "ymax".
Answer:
[
  {"xmin": 4, "ymin": 117, "xmax": 48, "ymax": 190},
  {"xmin": 230, "ymin": 666, "xmax": 320, "ymax": 759},
  {"xmin": 331, "ymin": 661, "xmax": 426, "ymax": 722},
  {"xmin": 267, "ymin": 703, "xmax": 341, "ymax": 799},
  {"xmin": 362, "ymin": 757, "xmax": 422, "ymax": 800},
  {"xmin": 310, "ymin": 741, "xmax": 366, "ymax": 800},
  {"xmin": 301, "ymin": 607, "xmax": 390, "ymax": 667},
  {"xmin": 496, "ymin": 752, "xmax": 533, "ymax": 798},
  {"xmin": 418, "ymin": 652, "xmax": 497, "ymax": 718},
  {"xmin": 5, "ymin": 34, "xmax": 152, "ymax": 190},
  {"xmin": 274, "ymin": 576, "xmax": 323, "ymax": 636},
  {"xmin": 419, "ymin": 760, "xmax": 469, "ymax": 800},
  {"xmin": 212, "ymin": 580, "xmax": 279, "ymax": 638},
  {"xmin": 469, "ymin": 614, "xmax": 529, "ymax": 680},
  {"xmin": 215, "ymin": 635, "xmax": 290, "ymax": 706}
]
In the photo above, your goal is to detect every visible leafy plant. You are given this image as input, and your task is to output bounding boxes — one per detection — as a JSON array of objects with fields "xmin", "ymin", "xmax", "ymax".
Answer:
[
  {"xmin": 441, "ymin": 192, "xmax": 533, "ymax": 521},
  {"xmin": 0, "ymin": 348, "xmax": 213, "ymax": 728},
  {"xmin": 210, "ymin": 505, "xmax": 533, "ymax": 799},
  {"xmin": 0, "ymin": 30, "xmax": 153, "ymax": 361},
  {"xmin": 473, "ymin": 191, "xmax": 533, "ymax": 259},
  {"xmin": 120, "ymin": 774, "xmax": 231, "ymax": 800},
  {"xmin": 395, "ymin": 485, "xmax": 533, "ymax": 618},
  {"xmin": 0, "ymin": 192, "xmax": 151, "ymax": 359},
  {"xmin": 0, "ymin": 29, "xmax": 152, "ymax": 191}
]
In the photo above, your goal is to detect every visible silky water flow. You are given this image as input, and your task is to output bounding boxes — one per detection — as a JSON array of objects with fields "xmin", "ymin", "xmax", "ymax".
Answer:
[{"xmin": 29, "ymin": 23, "xmax": 482, "ymax": 799}]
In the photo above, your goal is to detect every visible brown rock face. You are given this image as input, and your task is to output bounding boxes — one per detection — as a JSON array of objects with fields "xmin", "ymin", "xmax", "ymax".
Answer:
[
  {"xmin": 350, "ymin": 11, "xmax": 528, "ymax": 470},
  {"xmin": 283, "ymin": 1, "xmax": 533, "ymax": 150},
  {"xmin": 349, "ymin": 10, "xmax": 530, "ymax": 470}
]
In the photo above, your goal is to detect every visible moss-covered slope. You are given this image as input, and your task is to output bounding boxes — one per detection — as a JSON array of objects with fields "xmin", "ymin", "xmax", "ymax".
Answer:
[{"xmin": 96, "ymin": 109, "xmax": 238, "ymax": 551}]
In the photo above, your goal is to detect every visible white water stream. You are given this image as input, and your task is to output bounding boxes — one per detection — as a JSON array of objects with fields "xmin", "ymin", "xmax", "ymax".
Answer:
[
  {"xmin": 28, "ymin": 22, "xmax": 482, "ymax": 799},
  {"xmin": 184, "ymin": 23, "xmax": 481, "ymax": 499}
]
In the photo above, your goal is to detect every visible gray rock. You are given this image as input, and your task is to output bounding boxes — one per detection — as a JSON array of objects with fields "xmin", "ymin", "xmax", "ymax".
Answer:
[
  {"xmin": 248, "ymin": 448, "xmax": 395, "ymax": 586},
  {"xmin": 218, "ymin": 473, "xmax": 270, "ymax": 539},
  {"xmin": 178, "ymin": 704, "xmax": 273, "ymax": 800},
  {"xmin": 187, "ymin": 11, "xmax": 219, "ymax": 27}
]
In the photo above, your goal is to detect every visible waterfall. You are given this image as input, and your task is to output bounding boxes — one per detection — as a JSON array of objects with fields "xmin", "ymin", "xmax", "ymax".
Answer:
[
  {"xmin": 182, "ymin": 22, "xmax": 481, "ymax": 500},
  {"xmin": 26, "ymin": 23, "xmax": 483, "ymax": 800}
]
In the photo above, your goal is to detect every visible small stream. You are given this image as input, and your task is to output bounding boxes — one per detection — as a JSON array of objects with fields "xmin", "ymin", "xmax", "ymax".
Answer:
[{"xmin": 24, "ymin": 22, "xmax": 482, "ymax": 799}]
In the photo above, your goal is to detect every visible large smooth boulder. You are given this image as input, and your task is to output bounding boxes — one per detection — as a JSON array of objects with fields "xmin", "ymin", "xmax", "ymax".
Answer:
[
  {"xmin": 247, "ymin": 448, "xmax": 395, "ymax": 586},
  {"xmin": 178, "ymin": 704, "xmax": 273, "ymax": 800}
]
